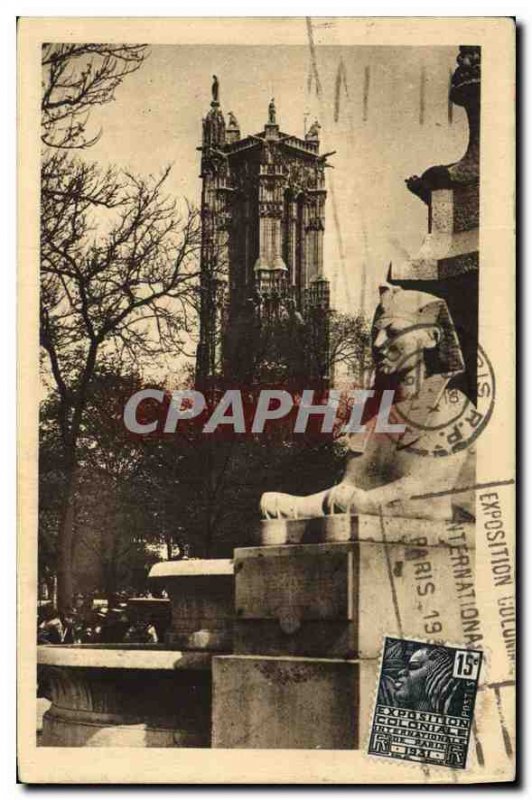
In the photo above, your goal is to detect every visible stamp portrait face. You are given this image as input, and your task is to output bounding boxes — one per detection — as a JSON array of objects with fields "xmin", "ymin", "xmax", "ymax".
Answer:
[{"xmin": 368, "ymin": 637, "xmax": 483, "ymax": 769}]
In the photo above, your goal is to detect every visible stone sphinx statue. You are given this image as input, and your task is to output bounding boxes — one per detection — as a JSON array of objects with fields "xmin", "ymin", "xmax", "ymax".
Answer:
[{"xmin": 261, "ymin": 285, "xmax": 470, "ymax": 523}]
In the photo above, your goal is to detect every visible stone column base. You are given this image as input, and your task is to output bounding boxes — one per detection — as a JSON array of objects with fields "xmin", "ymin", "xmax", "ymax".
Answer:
[{"xmin": 212, "ymin": 655, "xmax": 377, "ymax": 750}]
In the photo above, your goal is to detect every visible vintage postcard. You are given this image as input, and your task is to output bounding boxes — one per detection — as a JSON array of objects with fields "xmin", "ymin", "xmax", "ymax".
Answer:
[{"xmin": 18, "ymin": 17, "xmax": 515, "ymax": 784}]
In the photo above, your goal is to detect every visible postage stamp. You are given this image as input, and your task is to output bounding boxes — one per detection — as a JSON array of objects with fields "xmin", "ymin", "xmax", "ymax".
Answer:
[{"xmin": 368, "ymin": 637, "xmax": 483, "ymax": 769}]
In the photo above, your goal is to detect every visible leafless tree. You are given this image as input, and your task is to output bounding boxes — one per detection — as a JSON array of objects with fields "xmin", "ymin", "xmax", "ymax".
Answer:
[
  {"xmin": 39, "ymin": 42, "xmax": 202, "ymax": 610},
  {"xmin": 41, "ymin": 157, "xmax": 200, "ymax": 609},
  {"xmin": 42, "ymin": 43, "xmax": 148, "ymax": 149}
]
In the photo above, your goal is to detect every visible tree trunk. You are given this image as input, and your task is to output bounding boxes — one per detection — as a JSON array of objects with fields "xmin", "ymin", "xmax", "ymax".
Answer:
[
  {"xmin": 55, "ymin": 345, "xmax": 98, "ymax": 612},
  {"xmin": 56, "ymin": 462, "xmax": 77, "ymax": 613}
]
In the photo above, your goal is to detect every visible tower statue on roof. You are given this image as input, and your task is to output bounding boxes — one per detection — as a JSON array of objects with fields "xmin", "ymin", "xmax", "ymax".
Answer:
[
  {"xmin": 306, "ymin": 119, "xmax": 321, "ymax": 140},
  {"xmin": 268, "ymin": 97, "xmax": 276, "ymax": 125},
  {"xmin": 211, "ymin": 74, "xmax": 219, "ymax": 104}
]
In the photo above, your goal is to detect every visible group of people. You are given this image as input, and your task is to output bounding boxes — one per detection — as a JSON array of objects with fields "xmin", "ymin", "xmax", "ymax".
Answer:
[{"xmin": 37, "ymin": 589, "xmax": 167, "ymax": 645}]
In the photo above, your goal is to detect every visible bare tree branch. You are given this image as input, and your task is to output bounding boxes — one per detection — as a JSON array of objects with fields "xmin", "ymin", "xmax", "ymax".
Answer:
[
  {"xmin": 41, "ymin": 160, "xmax": 201, "ymax": 453},
  {"xmin": 42, "ymin": 43, "xmax": 149, "ymax": 149}
]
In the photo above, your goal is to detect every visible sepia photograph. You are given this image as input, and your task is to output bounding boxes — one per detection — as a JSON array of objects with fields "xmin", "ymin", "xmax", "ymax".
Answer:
[{"xmin": 17, "ymin": 16, "xmax": 515, "ymax": 784}]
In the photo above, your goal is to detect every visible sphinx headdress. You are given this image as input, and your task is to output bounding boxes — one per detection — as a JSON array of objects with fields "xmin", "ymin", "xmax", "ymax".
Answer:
[{"xmin": 374, "ymin": 285, "xmax": 465, "ymax": 378}]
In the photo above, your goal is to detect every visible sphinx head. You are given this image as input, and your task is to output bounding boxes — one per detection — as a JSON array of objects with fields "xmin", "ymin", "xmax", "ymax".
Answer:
[{"xmin": 371, "ymin": 285, "xmax": 465, "ymax": 384}]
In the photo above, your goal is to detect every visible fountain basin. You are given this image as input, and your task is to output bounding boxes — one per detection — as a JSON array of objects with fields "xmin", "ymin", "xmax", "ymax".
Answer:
[
  {"xmin": 38, "ymin": 559, "xmax": 235, "ymax": 747},
  {"xmin": 38, "ymin": 644, "xmax": 212, "ymax": 747}
]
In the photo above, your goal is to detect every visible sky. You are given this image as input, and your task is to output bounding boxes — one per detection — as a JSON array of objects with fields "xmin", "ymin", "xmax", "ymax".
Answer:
[{"xmin": 82, "ymin": 43, "xmax": 467, "ymax": 319}]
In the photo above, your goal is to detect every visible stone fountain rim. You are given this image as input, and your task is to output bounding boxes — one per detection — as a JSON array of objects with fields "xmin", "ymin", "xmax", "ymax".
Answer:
[{"xmin": 37, "ymin": 644, "xmax": 212, "ymax": 671}]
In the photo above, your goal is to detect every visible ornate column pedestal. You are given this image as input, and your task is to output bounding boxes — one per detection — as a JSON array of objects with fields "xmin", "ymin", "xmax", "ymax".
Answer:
[{"xmin": 392, "ymin": 46, "xmax": 481, "ymax": 402}]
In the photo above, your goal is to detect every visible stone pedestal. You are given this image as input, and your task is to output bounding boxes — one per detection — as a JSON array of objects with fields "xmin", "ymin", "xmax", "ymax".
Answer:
[
  {"xmin": 213, "ymin": 656, "xmax": 361, "ymax": 750},
  {"xmin": 213, "ymin": 516, "xmax": 475, "ymax": 749},
  {"xmin": 236, "ymin": 515, "xmax": 474, "ymax": 659},
  {"xmin": 149, "ymin": 559, "xmax": 234, "ymax": 650},
  {"xmin": 212, "ymin": 656, "xmax": 388, "ymax": 751},
  {"xmin": 38, "ymin": 645, "xmax": 212, "ymax": 747}
]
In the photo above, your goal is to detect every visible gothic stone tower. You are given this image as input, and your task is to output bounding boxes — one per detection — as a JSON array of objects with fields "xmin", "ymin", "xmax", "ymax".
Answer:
[{"xmin": 196, "ymin": 78, "xmax": 332, "ymax": 386}]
